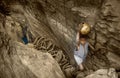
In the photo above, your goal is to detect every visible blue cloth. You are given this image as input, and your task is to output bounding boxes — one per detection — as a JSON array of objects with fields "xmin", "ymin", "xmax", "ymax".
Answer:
[
  {"xmin": 74, "ymin": 42, "xmax": 89, "ymax": 65},
  {"xmin": 22, "ymin": 36, "xmax": 28, "ymax": 44}
]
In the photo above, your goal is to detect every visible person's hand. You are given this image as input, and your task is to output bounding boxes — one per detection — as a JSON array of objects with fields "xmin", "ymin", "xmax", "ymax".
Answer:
[
  {"xmin": 77, "ymin": 46, "xmax": 80, "ymax": 50},
  {"xmin": 75, "ymin": 44, "xmax": 79, "ymax": 51}
]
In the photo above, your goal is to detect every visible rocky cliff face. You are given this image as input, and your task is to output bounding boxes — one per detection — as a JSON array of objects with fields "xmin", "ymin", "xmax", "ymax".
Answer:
[
  {"xmin": 0, "ymin": 0, "xmax": 120, "ymax": 78},
  {"xmin": 0, "ymin": 17, "xmax": 65, "ymax": 78}
]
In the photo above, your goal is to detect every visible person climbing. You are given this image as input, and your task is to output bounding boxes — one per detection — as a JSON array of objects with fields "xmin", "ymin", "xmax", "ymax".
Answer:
[{"xmin": 74, "ymin": 23, "xmax": 95, "ymax": 71}]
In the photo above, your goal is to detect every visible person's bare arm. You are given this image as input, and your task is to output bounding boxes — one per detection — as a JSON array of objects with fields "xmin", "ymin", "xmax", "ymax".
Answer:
[
  {"xmin": 76, "ymin": 32, "xmax": 79, "ymax": 43},
  {"xmin": 75, "ymin": 32, "xmax": 80, "ymax": 50},
  {"xmin": 88, "ymin": 43, "xmax": 95, "ymax": 51}
]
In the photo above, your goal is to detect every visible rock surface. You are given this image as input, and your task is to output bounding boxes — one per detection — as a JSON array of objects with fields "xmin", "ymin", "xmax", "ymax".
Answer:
[
  {"xmin": 0, "ymin": 29, "xmax": 65, "ymax": 78},
  {"xmin": 85, "ymin": 68, "xmax": 118, "ymax": 78},
  {"xmin": 0, "ymin": 0, "xmax": 120, "ymax": 78},
  {"xmin": 15, "ymin": 42, "xmax": 65, "ymax": 78}
]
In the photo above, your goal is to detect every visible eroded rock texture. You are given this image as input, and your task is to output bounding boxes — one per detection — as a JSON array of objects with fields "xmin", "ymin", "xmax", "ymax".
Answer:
[
  {"xmin": 85, "ymin": 68, "xmax": 118, "ymax": 78},
  {"xmin": 0, "ymin": 0, "xmax": 120, "ymax": 78},
  {"xmin": 0, "ymin": 16, "xmax": 65, "ymax": 78}
]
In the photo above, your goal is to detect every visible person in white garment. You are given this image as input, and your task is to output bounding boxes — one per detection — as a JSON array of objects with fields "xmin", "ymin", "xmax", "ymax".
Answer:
[{"xmin": 74, "ymin": 23, "xmax": 95, "ymax": 71}]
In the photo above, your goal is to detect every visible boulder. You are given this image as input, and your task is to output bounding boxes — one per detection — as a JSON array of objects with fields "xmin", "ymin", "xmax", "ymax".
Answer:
[
  {"xmin": 85, "ymin": 68, "xmax": 118, "ymax": 78},
  {"xmin": 15, "ymin": 42, "xmax": 65, "ymax": 78},
  {"xmin": 0, "ymin": 32, "xmax": 65, "ymax": 78}
]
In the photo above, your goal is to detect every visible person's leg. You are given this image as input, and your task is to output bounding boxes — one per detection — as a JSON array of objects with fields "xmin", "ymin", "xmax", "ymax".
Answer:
[
  {"xmin": 79, "ymin": 63, "xmax": 84, "ymax": 70},
  {"xmin": 74, "ymin": 55, "xmax": 84, "ymax": 70}
]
